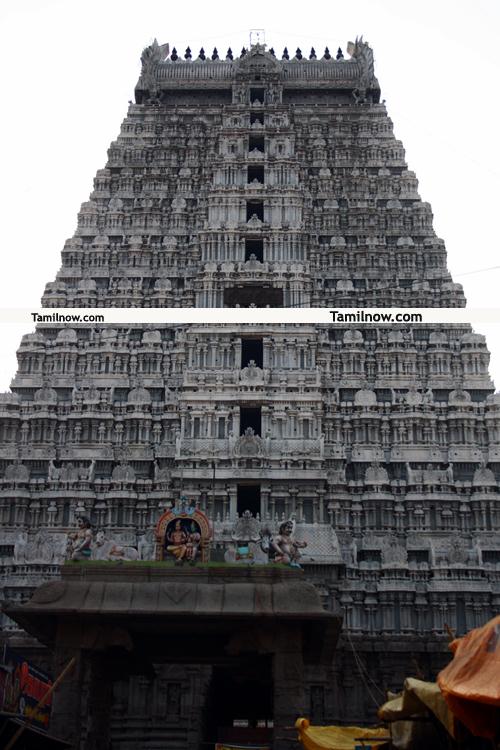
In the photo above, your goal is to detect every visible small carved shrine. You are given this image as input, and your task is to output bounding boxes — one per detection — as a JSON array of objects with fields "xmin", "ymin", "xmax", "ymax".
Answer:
[{"xmin": 155, "ymin": 502, "xmax": 212, "ymax": 563}]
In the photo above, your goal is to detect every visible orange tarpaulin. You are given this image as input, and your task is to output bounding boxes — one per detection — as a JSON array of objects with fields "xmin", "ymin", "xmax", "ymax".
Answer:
[
  {"xmin": 295, "ymin": 718, "xmax": 389, "ymax": 750},
  {"xmin": 437, "ymin": 615, "xmax": 500, "ymax": 740}
]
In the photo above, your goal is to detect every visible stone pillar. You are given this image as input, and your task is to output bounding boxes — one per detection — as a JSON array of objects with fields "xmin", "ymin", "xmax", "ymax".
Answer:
[
  {"xmin": 84, "ymin": 654, "xmax": 114, "ymax": 750},
  {"xmin": 273, "ymin": 626, "xmax": 305, "ymax": 750},
  {"xmin": 50, "ymin": 631, "xmax": 84, "ymax": 747}
]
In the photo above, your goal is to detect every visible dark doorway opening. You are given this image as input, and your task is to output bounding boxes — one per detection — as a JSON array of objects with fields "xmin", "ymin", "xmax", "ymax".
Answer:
[
  {"xmin": 250, "ymin": 112, "xmax": 263, "ymax": 125},
  {"xmin": 240, "ymin": 407, "xmax": 261, "ymax": 435},
  {"xmin": 223, "ymin": 287, "xmax": 283, "ymax": 307},
  {"xmin": 248, "ymin": 165, "xmax": 265, "ymax": 184},
  {"xmin": 237, "ymin": 484, "xmax": 261, "ymax": 516},
  {"xmin": 246, "ymin": 201, "xmax": 264, "ymax": 222},
  {"xmin": 202, "ymin": 658, "xmax": 273, "ymax": 746},
  {"xmin": 245, "ymin": 238, "xmax": 264, "ymax": 261},
  {"xmin": 250, "ymin": 87, "xmax": 266, "ymax": 104},
  {"xmin": 249, "ymin": 135, "xmax": 265, "ymax": 152},
  {"xmin": 241, "ymin": 338, "xmax": 264, "ymax": 368}
]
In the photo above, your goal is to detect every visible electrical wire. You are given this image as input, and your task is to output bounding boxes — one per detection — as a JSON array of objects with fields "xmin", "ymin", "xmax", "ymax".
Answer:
[
  {"xmin": 345, "ymin": 629, "xmax": 387, "ymax": 707},
  {"xmin": 454, "ymin": 265, "xmax": 500, "ymax": 277}
]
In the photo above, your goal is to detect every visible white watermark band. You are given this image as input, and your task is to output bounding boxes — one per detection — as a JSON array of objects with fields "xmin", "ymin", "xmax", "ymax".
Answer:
[{"xmin": 0, "ymin": 308, "xmax": 499, "ymax": 325}]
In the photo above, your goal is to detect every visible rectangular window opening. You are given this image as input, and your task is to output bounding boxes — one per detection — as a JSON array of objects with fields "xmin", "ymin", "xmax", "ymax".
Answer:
[
  {"xmin": 248, "ymin": 165, "xmax": 265, "ymax": 184},
  {"xmin": 250, "ymin": 112, "xmax": 263, "ymax": 125},
  {"xmin": 240, "ymin": 407, "xmax": 261, "ymax": 436},
  {"xmin": 241, "ymin": 338, "xmax": 264, "ymax": 368},
  {"xmin": 245, "ymin": 238, "xmax": 264, "ymax": 262},
  {"xmin": 237, "ymin": 484, "xmax": 261, "ymax": 516},
  {"xmin": 249, "ymin": 135, "xmax": 265, "ymax": 152},
  {"xmin": 246, "ymin": 201, "xmax": 264, "ymax": 222},
  {"xmin": 250, "ymin": 88, "xmax": 265, "ymax": 104}
]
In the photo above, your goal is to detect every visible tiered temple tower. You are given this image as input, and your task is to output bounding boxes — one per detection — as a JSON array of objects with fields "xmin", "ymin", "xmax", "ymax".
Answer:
[{"xmin": 1, "ymin": 39, "xmax": 499, "ymax": 741}]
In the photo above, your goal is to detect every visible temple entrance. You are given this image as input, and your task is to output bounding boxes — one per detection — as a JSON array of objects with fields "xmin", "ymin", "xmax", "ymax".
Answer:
[
  {"xmin": 237, "ymin": 484, "xmax": 261, "ymax": 516},
  {"xmin": 7, "ymin": 562, "xmax": 342, "ymax": 750},
  {"xmin": 202, "ymin": 657, "xmax": 273, "ymax": 748}
]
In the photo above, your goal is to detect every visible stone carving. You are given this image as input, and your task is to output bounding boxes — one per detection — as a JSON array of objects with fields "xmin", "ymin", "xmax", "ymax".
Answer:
[
  {"xmin": 140, "ymin": 39, "xmax": 169, "ymax": 97},
  {"xmin": 28, "ymin": 531, "xmax": 67, "ymax": 564},
  {"xmin": 449, "ymin": 387, "xmax": 472, "ymax": 405},
  {"xmin": 92, "ymin": 531, "xmax": 139, "ymax": 561},
  {"xmin": 327, "ymin": 463, "xmax": 346, "ymax": 484},
  {"xmin": 224, "ymin": 510, "xmax": 269, "ymax": 564},
  {"xmin": 364, "ymin": 462, "xmax": 389, "ymax": 485},
  {"xmin": 4, "ymin": 462, "xmax": 30, "ymax": 483},
  {"xmin": 406, "ymin": 463, "xmax": 453, "ymax": 484},
  {"xmin": 347, "ymin": 37, "xmax": 375, "ymax": 102},
  {"xmin": 14, "ymin": 532, "xmax": 28, "ymax": 562},
  {"xmin": 270, "ymin": 519, "xmax": 307, "ymax": 568},
  {"xmin": 234, "ymin": 427, "xmax": 265, "ymax": 457},
  {"xmin": 240, "ymin": 360, "xmax": 264, "ymax": 384},
  {"xmin": 344, "ymin": 330, "xmax": 363, "ymax": 345},
  {"xmin": 422, "ymin": 388, "xmax": 434, "ymax": 404},
  {"xmin": 354, "ymin": 387, "xmax": 376, "ymax": 406},
  {"xmin": 446, "ymin": 537, "xmax": 469, "ymax": 565},
  {"xmin": 34, "ymin": 385, "xmax": 58, "ymax": 403},
  {"xmin": 154, "ymin": 461, "xmax": 170, "ymax": 483},
  {"xmin": 138, "ymin": 530, "xmax": 155, "ymax": 560},
  {"xmin": 404, "ymin": 385, "xmax": 423, "ymax": 406},
  {"xmin": 59, "ymin": 463, "xmax": 80, "ymax": 484},
  {"xmin": 48, "ymin": 460, "xmax": 60, "ymax": 481},
  {"xmin": 473, "ymin": 463, "xmax": 497, "ymax": 487},
  {"xmin": 381, "ymin": 535, "xmax": 407, "ymax": 566},
  {"xmin": 128, "ymin": 384, "xmax": 151, "ymax": 404},
  {"xmin": 66, "ymin": 517, "xmax": 93, "ymax": 561},
  {"xmin": 112, "ymin": 461, "xmax": 136, "ymax": 483}
]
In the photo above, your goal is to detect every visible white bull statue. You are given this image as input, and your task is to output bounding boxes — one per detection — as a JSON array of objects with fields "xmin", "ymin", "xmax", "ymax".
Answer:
[{"xmin": 92, "ymin": 530, "xmax": 139, "ymax": 561}]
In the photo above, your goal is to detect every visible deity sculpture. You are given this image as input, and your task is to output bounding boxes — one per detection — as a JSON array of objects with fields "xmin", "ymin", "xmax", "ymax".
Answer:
[
  {"xmin": 270, "ymin": 520, "xmax": 307, "ymax": 568},
  {"xmin": 163, "ymin": 511, "xmax": 202, "ymax": 564},
  {"xmin": 66, "ymin": 516, "xmax": 93, "ymax": 560},
  {"xmin": 166, "ymin": 519, "xmax": 188, "ymax": 562},
  {"xmin": 185, "ymin": 530, "xmax": 201, "ymax": 562}
]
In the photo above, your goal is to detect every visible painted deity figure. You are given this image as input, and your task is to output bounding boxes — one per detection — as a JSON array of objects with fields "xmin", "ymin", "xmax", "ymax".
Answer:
[
  {"xmin": 185, "ymin": 531, "xmax": 201, "ymax": 562},
  {"xmin": 67, "ymin": 516, "xmax": 93, "ymax": 560},
  {"xmin": 166, "ymin": 519, "xmax": 189, "ymax": 562},
  {"xmin": 271, "ymin": 520, "xmax": 307, "ymax": 568}
]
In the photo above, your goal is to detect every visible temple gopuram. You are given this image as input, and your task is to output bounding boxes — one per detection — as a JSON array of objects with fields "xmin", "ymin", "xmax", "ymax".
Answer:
[{"xmin": 1, "ymin": 38, "xmax": 499, "ymax": 749}]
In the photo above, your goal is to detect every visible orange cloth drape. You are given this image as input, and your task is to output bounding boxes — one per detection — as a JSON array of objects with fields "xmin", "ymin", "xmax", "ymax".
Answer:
[{"xmin": 437, "ymin": 615, "xmax": 500, "ymax": 739}]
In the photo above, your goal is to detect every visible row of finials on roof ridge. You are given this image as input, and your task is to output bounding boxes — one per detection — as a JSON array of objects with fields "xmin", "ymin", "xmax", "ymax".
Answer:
[{"xmin": 168, "ymin": 46, "xmax": 346, "ymax": 61}]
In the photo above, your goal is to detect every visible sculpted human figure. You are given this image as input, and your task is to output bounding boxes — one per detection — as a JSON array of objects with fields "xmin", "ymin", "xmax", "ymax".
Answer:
[
  {"xmin": 166, "ymin": 519, "xmax": 188, "ymax": 562},
  {"xmin": 271, "ymin": 520, "xmax": 307, "ymax": 568},
  {"xmin": 48, "ymin": 460, "xmax": 60, "ymax": 481},
  {"xmin": 175, "ymin": 430, "xmax": 182, "ymax": 458},
  {"xmin": 67, "ymin": 516, "xmax": 93, "ymax": 560},
  {"xmin": 185, "ymin": 531, "xmax": 201, "ymax": 562}
]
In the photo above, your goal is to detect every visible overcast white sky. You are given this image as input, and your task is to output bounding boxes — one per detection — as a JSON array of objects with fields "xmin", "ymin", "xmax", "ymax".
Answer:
[{"xmin": 0, "ymin": 0, "xmax": 499, "ymax": 391}]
